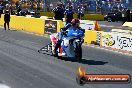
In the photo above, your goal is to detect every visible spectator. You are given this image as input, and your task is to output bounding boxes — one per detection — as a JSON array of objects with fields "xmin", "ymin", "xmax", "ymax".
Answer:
[
  {"xmin": 77, "ymin": 5, "xmax": 84, "ymax": 19},
  {"xmin": 30, "ymin": 1, "xmax": 34, "ymax": 10},
  {"xmin": 64, "ymin": 6, "xmax": 74, "ymax": 24},
  {"xmin": 49, "ymin": 3, "xmax": 53, "ymax": 11},
  {"xmin": 122, "ymin": 8, "xmax": 127, "ymax": 24},
  {"xmin": 10, "ymin": 6, "xmax": 14, "ymax": 15},
  {"xmin": 25, "ymin": 8, "xmax": 29, "ymax": 15},
  {"xmin": 17, "ymin": 6, "xmax": 21, "ymax": 16},
  {"xmin": 52, "ymin": 2, "xmax": 65, "ymax": 20},
  {"xmin": 0, "ymin": 5, "xmax": 2, "ymax": 18},
  {"xmin": 36, "ymin": 2, "xmax": 40, "ymax": 11},
  {"xmin": 41, "ymin": 1, "xmax": 44, "ymax": 11},
  {"xmin": 4, "ymin": 4, "xmax": 11, "ymax": 14},
  {"xmin": 130, "ymin": 10, "xmax": 132, "ymax": 22},
  {"xmin": 126, "ymin": 9, "xmax": 130, "ymax": 22},
  {"xmin": 4, "ymin": 10, "xmax": 10, "ymax": 30},
  {"xmin": 15, "ymin": 1, "xmax": 19, "ymax": 9}
]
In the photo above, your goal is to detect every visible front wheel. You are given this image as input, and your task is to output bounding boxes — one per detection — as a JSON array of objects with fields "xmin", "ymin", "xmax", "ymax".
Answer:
[{"xmin": 75, "ymin": 42, "xmax": 82, "ymax": 61}]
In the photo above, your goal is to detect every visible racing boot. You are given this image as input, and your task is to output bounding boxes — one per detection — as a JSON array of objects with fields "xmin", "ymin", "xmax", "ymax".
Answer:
[
  {"xmin": 61, "ymin": 45, "xmax": 67, "ymax": 56},
  {"xmin": 53, "ymin": 40, "xmax": 62, "ymax": 57},
  {"xmin": 61, "ymin": 51, "xmax": 66, "ymax": 56},
  {"xmin": 53, "ymin": 49, "xmax": 58, "ymax": 57}
]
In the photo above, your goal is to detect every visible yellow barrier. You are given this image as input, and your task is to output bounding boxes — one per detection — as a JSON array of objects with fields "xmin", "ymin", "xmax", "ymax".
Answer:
[
  {"xmin": 0, "ymin": 15, "xmax": 25, "ymax": 30},
  {"xmin": 0, "ymin": 15, "xmax": 45, "ymax": 35},
  {"xmin": 0, "ymin": 14, "xmax": 100, "ymax": 45},
  {"xmin": 24, "ymin": 17, "xmax": 44, "ymax": 35},
  {"xmin": 56, "ymin": 20, "xmax": 64, "ymax": 32},
  {"xmin": 84, "ymin": 30, "xmax": 97, "ymax": 44},
  {"xmin": 40, "ymin": 16, "xmax": 48, "ymax": 19},
  {"xmin": 0, "ymin": 15, "xmax": 64, "ymax": 35},
  {"xmin": 0, "ymin": 14, "xmax": 4, "ymax": 26},
  {"xmin": 10, "ymin": 15, "xmax": 25, "ymax": 30}
]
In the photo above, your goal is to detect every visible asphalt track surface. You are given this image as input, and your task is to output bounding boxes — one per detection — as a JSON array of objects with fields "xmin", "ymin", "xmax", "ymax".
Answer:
[{"xmin": 0, "ymin": 25, "xmax": 132, "ymax": 88}]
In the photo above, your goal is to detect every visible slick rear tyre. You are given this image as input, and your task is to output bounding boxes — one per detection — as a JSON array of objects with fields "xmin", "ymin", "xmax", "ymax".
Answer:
[{"xmin": 75, "ymin": 42, "xmax": 82, "ymax": 61}]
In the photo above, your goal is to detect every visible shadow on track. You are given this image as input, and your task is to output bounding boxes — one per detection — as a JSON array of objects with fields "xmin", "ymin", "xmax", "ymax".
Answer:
[
  {"xmin": 79, "ymin": 59, "xmax": 108, "ymax": 65},
  {"xmin": 38, "ymin": 49, "xmax": 108, "ymax": 65},
  {"xmin": 58, "ymin": 57, "xmax": 108, "ymax": 65}
]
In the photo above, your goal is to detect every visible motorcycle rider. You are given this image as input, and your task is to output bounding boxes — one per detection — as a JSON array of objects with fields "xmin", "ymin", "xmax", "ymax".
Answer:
[{"xmin": 53, "ymin": 18, "xmax": 85, "ymax": 56}]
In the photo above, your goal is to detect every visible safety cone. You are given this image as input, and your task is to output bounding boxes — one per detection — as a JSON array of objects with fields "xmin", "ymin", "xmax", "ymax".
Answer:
[{"xmin": 94, "ymin": 21, "xmax": 101, "ymax": 31}]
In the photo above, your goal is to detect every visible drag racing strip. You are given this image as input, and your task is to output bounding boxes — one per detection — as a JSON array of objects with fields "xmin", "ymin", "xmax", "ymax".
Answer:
[{"xmin": 0, "ymin": 37, "xmax": 131, "ymax": 88}]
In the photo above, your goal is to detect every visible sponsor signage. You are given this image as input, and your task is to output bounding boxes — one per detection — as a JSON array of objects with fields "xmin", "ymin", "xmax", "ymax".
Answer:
[
  {"xmin": 44, "ymin": 20, "xmax": 57, "ymax": 34},
  {"xmin": 101, "ymin": 33, "xmax": 132, "ymax": 52}
]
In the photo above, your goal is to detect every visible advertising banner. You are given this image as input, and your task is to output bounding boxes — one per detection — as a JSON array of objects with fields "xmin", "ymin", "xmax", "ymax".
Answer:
[
  {"xmin": 102, "ymin": 32, "xmax": 132, "ymax": 52},
  {"xmin": 44, "ymin": 20, "xmax": 57, "ymax": 34},
  {"xmin": 117, "ymin": 35, "xmax": 132, "ymax": 51}
]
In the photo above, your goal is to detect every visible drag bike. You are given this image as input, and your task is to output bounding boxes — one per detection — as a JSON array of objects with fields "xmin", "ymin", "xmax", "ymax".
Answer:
[{"xmin": 50, "ymin": 28, "xmax": 84, "ymax": 61}]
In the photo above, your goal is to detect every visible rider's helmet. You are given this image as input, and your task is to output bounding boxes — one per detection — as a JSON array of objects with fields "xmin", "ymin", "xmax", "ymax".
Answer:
[{"xmin": 71, "ymin": 18, "xmax": 80, "ymax": 27}]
